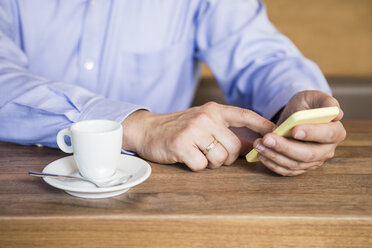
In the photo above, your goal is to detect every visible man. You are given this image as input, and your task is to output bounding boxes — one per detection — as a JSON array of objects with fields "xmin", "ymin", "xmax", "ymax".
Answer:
[{"xmin": 0, "ymin": 0, "xmax": 346, "ymax": 176}]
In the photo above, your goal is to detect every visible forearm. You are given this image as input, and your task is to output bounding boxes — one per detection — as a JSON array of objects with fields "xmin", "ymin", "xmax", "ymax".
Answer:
[
  {"xmin": 195, "ymin": 0, "xmax": 331, "ymax": 120},
  {"xmin": 0, "ymin": 61, "xmax": 146, "ymax": 147}
]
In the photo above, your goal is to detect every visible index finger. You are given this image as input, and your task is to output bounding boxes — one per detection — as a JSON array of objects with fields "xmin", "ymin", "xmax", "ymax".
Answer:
[
  {"xmin": 292, "ymin": 121, "xmax": 347, "ymax": 144},
  {"xmin": 220, "ymin": 105, "xmax": 276, "ymax": 135},
  {"xmin": 318, "ymin": 95, "xmax": 344, "ymax": 121}
]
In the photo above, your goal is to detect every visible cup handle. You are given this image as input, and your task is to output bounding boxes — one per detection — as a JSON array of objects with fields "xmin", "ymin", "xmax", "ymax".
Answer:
[{"xmin": 56, "ymin": 128, "xmax": 73, "ymax": 153}]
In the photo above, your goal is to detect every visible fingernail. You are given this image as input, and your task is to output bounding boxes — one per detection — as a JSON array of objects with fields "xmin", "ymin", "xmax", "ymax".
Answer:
[
  {"xmin": 255, "ymin": 143, "xmax": 265, "ymax": 152},
  {"xmin": 263, "ymin": 137, "xmax": 275, "ymax": 148},
  {"xmin": 294, "ymin": 130, "xmax": 306, "ymax": 139}
]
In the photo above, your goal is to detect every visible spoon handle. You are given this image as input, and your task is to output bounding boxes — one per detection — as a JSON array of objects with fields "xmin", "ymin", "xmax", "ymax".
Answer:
[{"xmin": 28, "ymin": 171, "xmax": 78, "ymax": 180}]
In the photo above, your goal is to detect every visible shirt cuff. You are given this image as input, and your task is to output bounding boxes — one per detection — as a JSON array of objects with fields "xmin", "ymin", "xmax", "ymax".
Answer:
[
  {"xmin": 79, "ymin": 97, "xmax": 149, "ymax": 156},
  {"xmin": 79, "ymin": 96, "xmax": 149, "ymax": 124},
  {"xmin": 260, "ymin": 82, "xmax": 331, "ymax": 120},
  {"xmin": 121, "ymin": 149, "xmax": 136, "ymax": 155}
]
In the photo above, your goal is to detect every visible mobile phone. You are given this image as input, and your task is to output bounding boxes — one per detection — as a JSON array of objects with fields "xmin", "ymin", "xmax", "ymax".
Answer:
[{"xmin": 245, "ymin": 106, "xmax": 340, "ymax": 163}]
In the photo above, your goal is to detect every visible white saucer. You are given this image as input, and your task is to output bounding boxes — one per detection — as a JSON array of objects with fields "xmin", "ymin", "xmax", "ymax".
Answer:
[{"xmin": 42, "ymin": 155, "xmax": 151, "ymax": 199}]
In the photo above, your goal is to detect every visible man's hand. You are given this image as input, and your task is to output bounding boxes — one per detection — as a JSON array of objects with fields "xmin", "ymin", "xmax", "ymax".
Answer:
[
  {"xmin": 122, "ymin": 102, "xmax": 276, "ymax": 171},
  {"xmin": 253, "ymin": 90, "xmax": 347, "ymax": 176}
]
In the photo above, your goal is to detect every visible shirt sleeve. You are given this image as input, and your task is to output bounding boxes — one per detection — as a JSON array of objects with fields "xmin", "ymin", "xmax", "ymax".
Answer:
[
  {"xmin": 0, "ymin": 3, "xmax": 146, "ymax": 148},
  {"xmin": 194, "ymin": 0, "xmax": 332, "ymax": 119}
]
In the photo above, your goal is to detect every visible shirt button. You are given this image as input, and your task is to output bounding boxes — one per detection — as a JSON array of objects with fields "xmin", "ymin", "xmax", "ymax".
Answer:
[
  {"xmin": 84, "ymin": 60, "xmax": 94, "ymax": 71},
  {"xmin": 90, "ymin": 0, "xmax": 96, "ymax": 6}
]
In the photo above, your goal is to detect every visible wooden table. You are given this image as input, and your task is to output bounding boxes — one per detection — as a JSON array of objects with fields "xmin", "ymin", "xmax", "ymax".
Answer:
[{"xmin": 0, "ymin": 120, "xmax": 371, "ymax": 247}]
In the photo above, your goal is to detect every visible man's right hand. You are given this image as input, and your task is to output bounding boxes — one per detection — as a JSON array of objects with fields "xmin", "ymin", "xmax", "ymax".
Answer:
[{"xmin": 121, "ymin": 102, "xmax": 276, "ymax": 171}]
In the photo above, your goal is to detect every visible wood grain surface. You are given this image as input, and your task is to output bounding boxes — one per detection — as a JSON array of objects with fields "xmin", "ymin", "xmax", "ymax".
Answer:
[{"xmin": 0, "ymin": 120, "xmax": 371, "ymax": 247}]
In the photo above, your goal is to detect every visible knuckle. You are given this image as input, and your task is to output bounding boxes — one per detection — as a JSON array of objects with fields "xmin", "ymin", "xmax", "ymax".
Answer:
[
  {"xmin": 183, "ymin": 122, "xmax": 195, "ymax": 133},
  {"xmin": 224, "ymin": 159, "xmax": 234, "ymax": 166},
  {"xmin": 340, "ymin": 128, "xmax": 347, "ymax": 142},
  {"xmin": 327, "ymin": 150, "xmax": 335, "ymax": 160},
  {"xmin": 292, "ymin": 170, "xmax": 306, "ymax": 176},
  {"xmin": 214, "ymin": 150, "xmax": 228, "ymax": 166},
  {"xmin": 225, "ymin": 151, "xmax": 240, "ymax": 166},
  {"xmin": 190, "ymin": 166, "xmax": 204, "ymax": 172},
  {"xmin": 311, "ymin": 161, "xmax": 323, "ymax": 170},
  {"xmin": 190, "ymin": 159, "xmax": 208, "ymax": 172},
  {"xmin": 239, "ymin": 108, "xmax": 253, "ymax": 120},
  {"xmin": 280, "ymin": 170, "xmax": 292, "ymax": 177},
  {"xmin": 286, "ymin": 172, "xmax": 297, "ymax": 177},
  {"xmin": 193, "ymin": 112, "xmax": 212, "ymax": 124},
  {"xmin": 321, "ymin": 95, "xmax": 340, "ymax": 108},
  {"xmin": 305, "ymin": 150, "xmax": 317, "ymax": 162},
  {"xmin": 327, "ymin": 130, "xmax": 335, "ymax": 143},
  {"xmin": 288, "ymin": 160, "xmax": 300, "ymax": 170},
  {"xmin": 266, "ymin": 134, "xmax": 282, "ymax": 152},
  {"xmin": 301, "ymin": 162, "xmax": 315, "ymax": 170},
  {"xmin": 328, "ymin": 97, "xmax": 340, "ymax": 107},
  {"xmin": 203, "ymin": 101, "xmax": 219, "ymax": 111},
  {"xmin": 169, "ymin": 135, "xmax": 185, "ymax": 150},
  {"xmin": 263, "ymin": 149, "xmax": 277, "ymax": 161},
  {"xmin": 207, "ymin": 147, "xmax": 228, "ymax": 168},
  {"xmin": 183, "ymin": 120, "xmax": 203, "ymax": 134},
  {"xmin": 230, "ymin": 139, "xmax": 242, "ymax": 156},
  {"xmin": 207, "ymin": 163, "xmax": 221, "ymax": 169}
]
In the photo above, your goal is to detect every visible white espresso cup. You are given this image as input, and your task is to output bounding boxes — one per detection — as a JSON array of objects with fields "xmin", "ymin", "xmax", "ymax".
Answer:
[{"xmin": 56, "ymin": 120, "xmax": 123, "ymax": 181}]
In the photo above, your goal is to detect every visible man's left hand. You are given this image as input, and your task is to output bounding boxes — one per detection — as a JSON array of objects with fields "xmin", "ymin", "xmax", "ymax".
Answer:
[{"xmin": 253, "ymin": 90, "xmax": 347, "ymax": 176}]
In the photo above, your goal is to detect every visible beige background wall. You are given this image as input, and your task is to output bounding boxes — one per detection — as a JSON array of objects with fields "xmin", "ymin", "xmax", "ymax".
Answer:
[
  {"xmin": 197, "ymin": 0, "xmax": 372, "ymax": 119},
  {"xmin": 201, "ymin": 0, "xmax": 372, "ymax": 78}
]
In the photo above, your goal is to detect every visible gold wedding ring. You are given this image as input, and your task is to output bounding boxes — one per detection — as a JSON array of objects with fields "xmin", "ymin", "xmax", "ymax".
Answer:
[{"xmin": 203, "ymin": 139, "xmax": 219, "ymax": 155}]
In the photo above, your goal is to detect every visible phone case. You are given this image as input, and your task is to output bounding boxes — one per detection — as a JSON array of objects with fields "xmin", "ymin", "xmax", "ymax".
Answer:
[{"xmin": 245, "ymin": 106, "xmax": 340, "ymax": 163}]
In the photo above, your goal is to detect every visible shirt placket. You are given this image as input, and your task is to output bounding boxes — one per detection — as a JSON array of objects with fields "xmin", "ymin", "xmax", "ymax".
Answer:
[{"xmin": 78, "ymin": 0, "xmax": 109, "ymax": 90}]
